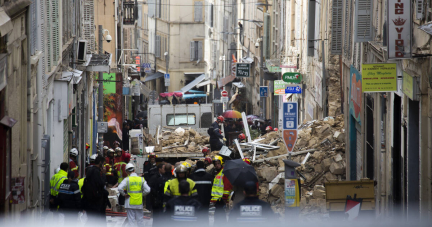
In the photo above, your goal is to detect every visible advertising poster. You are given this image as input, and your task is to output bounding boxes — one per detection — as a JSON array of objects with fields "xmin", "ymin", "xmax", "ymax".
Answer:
[
  {"xmin": 11, "ymin": 177, "xmax": 25, "ymax": 204},
  {"xmin": 285, "ymin": 179, "xmax": 300, "ymax": 207},
  {"xmin": 102, "ymin": 73, "xmax": 124, "ymax": 147},
  {"xmin": 349, "ymin": 66, "xmax": 362, "ymax": 123},
  {"xmin": 361, "ymin": 63, "xmax": 397, "ymax": 92},
  {"xmin": 274, "ymin": 80, "xmax": 289, "ymax": 95}
]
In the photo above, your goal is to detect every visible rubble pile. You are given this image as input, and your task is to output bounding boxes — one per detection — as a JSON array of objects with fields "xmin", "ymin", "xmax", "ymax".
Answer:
[
  {"xmin": 251, "ymin": 115, "xmax": 346, "ymax": 218},
  {"xmin": 153, "ymin": 127, "xmax": 210, "ymax": 153}
]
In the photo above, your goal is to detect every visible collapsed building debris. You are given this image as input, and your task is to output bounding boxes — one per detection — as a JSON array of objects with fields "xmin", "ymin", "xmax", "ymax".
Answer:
[{"xmin": 249, "ymin": 115, "xmax": 345, "ymax": 218}]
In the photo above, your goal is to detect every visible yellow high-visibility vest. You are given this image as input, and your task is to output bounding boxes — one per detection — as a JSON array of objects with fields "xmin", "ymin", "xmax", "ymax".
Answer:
[
  {"xmin": 116, "ymin": 162, "xmax": 127, "ymax": 183},
  {"xmin": 211, "ymin": 170, "xmax": 224, "ymax": 201},
  {"xmin": 78, "ymin": 178, "xmax": 85, "ymax": 198},
  {"xmin": 50, "ymin": 170, "xmax": 68, "ymax": 196},
  {"xmin": 127, "ymin": 176, "xmax": 144, "ymax": 206},
  {"xmin": 164, "ymin": 178, "xmax": 197, "ymax": 197}
]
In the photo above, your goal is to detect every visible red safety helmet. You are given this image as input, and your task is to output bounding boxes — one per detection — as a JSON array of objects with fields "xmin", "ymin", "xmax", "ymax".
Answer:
[
  {"xmin": 202, "ymin": 147, "xmax": 210, "ymax": 154},
  {"xmin": 266, "ymin": 126, "xmax": 273, "ymax": 131},
  {"xmin": 238, "ymin": 133, "xmax": 246, "ymax": 140},
  {"xmin": 204, "ymin": 157, "xmax": 212, "ymax": 164},
  {"xmin": 85, "ymin": 143, "xmax": 90, "ymax": 150},
  {"xmin": 243, "ymin": 158, "xmax": 251, "ymax": 165},
  {"xmin": 274, "ymin": 128, "xmax": 278, "ymax": 131},
  {"xmin": 148, "ymin": 152, "xmax": 157, "ymax": 158},
  {"xmin": 122, "ymin": 153, "xmax": 131, "ymax": 163},
  {"xmin": 217, "ymin": 116, "xmax": 225, "ymax": 123}
]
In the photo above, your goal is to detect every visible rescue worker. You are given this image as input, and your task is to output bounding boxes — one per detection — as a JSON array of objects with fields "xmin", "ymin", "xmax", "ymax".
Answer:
[
  {"xmin": 265, "ymin": 126, "xmax": 273, "ymax": 134},
  {"xmin": 164, "ymin": 165, "xmax": 198, "ymax": 204},
  {"xmin": 105, "ymin": 148, "xmax": 117, "ymax": 186},
  {"xmin": 202, "ymin": 147, "xmax": 210, "ymax": 157},
  {"xmin": 114, "ymin": 147, "xmax": 123, "ymax": 163},
  {"xmin": 81, "ymin": 156, "xmax": 108, "ymax": 225},
  {"xmin": 274, "ymin": 128, "xmax": 278, "ymax": 131},
  {"xmin": 165, "ymin": 180, "xmax": 203, "ymax": 226},
  {"xmin": 210, "ymin": 155, "xmax": 233, "ymax": 225},
  {"xmin": 190, "ymin": 161, "xmax": 214, "ymax": 210},
  {"xmin": 57, "ymin": 171, "xmax": 82, "ymax": 222},
  {"xmin": 49, "ymin": 163, "xmax": 69, "ymax": 212},
  {"xmin": 148, "ymin": 163, "xmax": 166, "ymax": 227},
  {"xmin": 116, "ymin": 153, "xmax": 130, "ymax": 205},
  {"xmin": 144, "ymin": 152, "xmax": 158, "ymax": 180},
  {"xmin": 232, "ymin": 158, "xmax": 259, "ymax": 205},
  {"xmin": 204, "ymin": 157, "xmax": 216, "ymax": 176},
  {"xmin": 238, "ymin": 133, "xmax": 246, "ymax": 142},
  {"xmin": 209, "ymin": 116, "xmax": 226, "ymax": 151},
  {"xmin": 69, "ymin": 148, "xmax": 79, "ymax": 178},
  {"xmin": 181, "ymin": 161, "xmax": 192, "ymax": 177},
  {"xmin": 118, "ymin": 163, "xmax": 151, "ymax": 227},
  {"xmin": 229, "ymin": 181, "xmax": 276, "ymax": 225},
  {"xmin": 103, "ymin": 146, "xmax": 109, "ymax": 157},
  {"xmin": 113, "ymin": 140, "xmax": 121, "ymax": 149}
]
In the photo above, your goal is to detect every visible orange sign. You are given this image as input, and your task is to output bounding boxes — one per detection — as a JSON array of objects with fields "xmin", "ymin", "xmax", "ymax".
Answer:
[
  {"xmin": 135, "ymin": 56, "xmax": 141, "ymax": 72},
  {"xmin": 283, "ymin": 130, "xmax": 297, "ymax": 152}
]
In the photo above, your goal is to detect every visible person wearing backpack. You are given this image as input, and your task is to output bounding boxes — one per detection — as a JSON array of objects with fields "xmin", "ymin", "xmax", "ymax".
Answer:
[{"xmin": 81, "ymin": 155, "xmax": 109, "ymax": 226}]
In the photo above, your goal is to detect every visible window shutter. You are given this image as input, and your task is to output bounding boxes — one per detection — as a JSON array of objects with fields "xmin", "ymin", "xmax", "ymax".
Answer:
[
  {"xmin": 212, "ymin": 41, "xmax": 217, "ymax": 67},
  {"xmin": 224, "ymin": 16, "xmax": 228, "ymax": 40},
  {"xmin": 190, "ymin": 41, "xmax": 195, "ymax": 61},
  {"xmin": 331, "ymin": 0, "xmax": 343, "ymax": 54},
  {"xmin": 307, "ymin": 0, "xmax": 316, "ymax": 57},
  {"xmin": 148, "ymin": 0, "xmax": 155, "ymax": 18},
  {"xmin": 195, "ymin": 1, "xmax": 203, "ymax": 22},
  {"xmin": 205, "ymin": 0, "xmax": 209, "ymax": 25},
  {"xmin": 263, "ymin": 13, "xmax": 271, "ymax": 58},
  {"xmin": 30, "ymin": 0, "xmax": 36, "ymax": 55},
  {"xmin": 198, "ymin": 41, "xmax": 203, "ymax": 60},
  {"xmin": 354, "ymin": 0, "xmax": 373, "ymax": 42},
  {"xmin": 211, "ymin": 4, "xmax": 213, "ymax": 27},
  {"xmin": 417, "ymin": 0, "xmax": 425, "ymax": 20},
  {"xmin": 52, "ymin": 0, "xmax": 59, "ymax": 64},
  {"xmin": 314, "ymin": 0, "xmax": 321, "ymax": 58},
  {"xmin": 83, "ymin": 0, "xmax": 95, "ymax": 52},
  {"xmin": 156, "ymin": 35, "xmax": 161, "ymax": 57}
]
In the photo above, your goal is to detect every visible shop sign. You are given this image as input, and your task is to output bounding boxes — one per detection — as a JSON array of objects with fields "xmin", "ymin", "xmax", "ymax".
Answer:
[
  {"xmin": 349, "ymin": 66, "xmax": 362, "ymax": 123},
  {"xmin": 282, "ymin": 72, "xmax": 302, "ymax": 84},
  {"xmin": 388, "ymin": 0, "xmax": 412, "ymax": 59},
  {"xmin": 361, "ymin": 63, "xmax": 397, "ymax": 92},
  {"xmin": 235, "ymin": 63, "xmax": 251, "ymax": 77},
  {"xmin": 402, "ymin": 71, "xmax": 420, "ymax": 101},
  {"xmin": 285, "ymin": 84, "xmax": 302, "ymax": 94},
  {"xmin": 274, "ymin": 80, "xmax": 289, "ymax": 95}
]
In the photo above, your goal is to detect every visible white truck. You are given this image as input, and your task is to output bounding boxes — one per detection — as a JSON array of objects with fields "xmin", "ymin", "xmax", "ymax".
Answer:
[{"xmin": 147, "ymin": 104, "xmax": 214, "ymax": 136}]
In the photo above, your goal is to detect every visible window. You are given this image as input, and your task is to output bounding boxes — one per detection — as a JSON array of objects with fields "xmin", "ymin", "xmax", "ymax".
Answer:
[
  {"xmin": 205, "ymin": 1, "xmax": 213, "ymax": 27},
  {"xmin": 190, "ymin": 41, "xmax": 203, "ymax": 61},
  {"xmin": 166, "ymin": 114, "xmax": 196, "ymax": 126},
  {"xmin": 194, "ymin": 1, "xmax": 203, "ymax": 22}
]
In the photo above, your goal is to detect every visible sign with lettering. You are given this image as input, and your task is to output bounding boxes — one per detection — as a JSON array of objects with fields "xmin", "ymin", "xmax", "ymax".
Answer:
[
  {"xmin": 285, "ymin": 84, "xmax": 302, "ymax": 94},
  {"xmin": 282, "ymin": 72, "xmax": 302, "ymax": 84},
  {"xmin": 283, "ymin": 102, "xmax": 298, "ymax": 152},
  {"xmin": 274, "ymin": 80, "xmax": 290, "ymax": 95},
  {"xmin": 402, "ymin": 71, "xmax": 420, "ymax": 101},
  {"xmin": 235, "ymin": 63, "xmax": 251, "ymax": 77},
  {"xmin": 388, "ymin": 0, "xmax": 412, "ymax": 59},
  {"xmin": 361, "ymin": 63, "xmax": 397, "ymax": 92}
]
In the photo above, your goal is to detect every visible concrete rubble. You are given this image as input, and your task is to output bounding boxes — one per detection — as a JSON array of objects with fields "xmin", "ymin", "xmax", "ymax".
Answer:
[{"xmin": 248, "ymin": 114, "xmax": 345, "ymax": 218}]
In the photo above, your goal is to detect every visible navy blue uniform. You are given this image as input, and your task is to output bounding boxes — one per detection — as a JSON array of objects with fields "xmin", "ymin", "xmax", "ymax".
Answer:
[{"xmin": 209, "ymin": 121, "xmax": 224, "ymax": 151}]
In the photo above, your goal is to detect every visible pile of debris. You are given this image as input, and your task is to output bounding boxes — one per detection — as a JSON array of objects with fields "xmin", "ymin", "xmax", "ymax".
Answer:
[
  {"xmin": 150, "ymin": 127, "xmax": 210, "ymax": 153},
  {"xmin": 248, "ymin": 115, "xmax": 345, "ymax": 218}
]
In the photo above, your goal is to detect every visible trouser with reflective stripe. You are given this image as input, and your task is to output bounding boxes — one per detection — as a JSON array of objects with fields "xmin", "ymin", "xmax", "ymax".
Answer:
[{"xmin": 126, "ymin": 208, "xmax": 144, "ymax": 227}]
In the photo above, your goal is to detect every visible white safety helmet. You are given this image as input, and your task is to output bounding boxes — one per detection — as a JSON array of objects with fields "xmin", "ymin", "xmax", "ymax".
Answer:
[
  {"xmin": 54, "ymin": 167, "xmax": 60, "ymax": 174},
  {"xmin": 103, "ymin": 146, "xmax": 109, "ymax": 150},
  {"xmin": 108, "ymin": 148, "xmax": 115, "ymax": 153},
  {"xmin": 115, "ymin": 147, "xmax": 122, "ymax": 152},
  {"xmin": 90, "ymin": 154, "xmax": 98, "ymax": 162},
  {"xmin": 125, "ymin": 163, "xmax": 135, "ymax": 172},
  {"xmin": 70, "ymin": 148, "xmax": 79, "ymax": 157}
]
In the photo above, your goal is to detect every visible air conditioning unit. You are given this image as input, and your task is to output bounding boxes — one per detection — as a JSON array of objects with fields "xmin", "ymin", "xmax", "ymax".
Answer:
[{"xmin": 77, "ymin": 40, "xmax": 88, "ymax": 62}]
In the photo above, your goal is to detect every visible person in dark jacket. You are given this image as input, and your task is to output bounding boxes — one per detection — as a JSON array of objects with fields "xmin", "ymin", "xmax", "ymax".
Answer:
[
  {"xmin": 150, "ymin": 163, "xmax": 172, "ymax": 227},
  {"xmin": 209, "ymin": 116, "xmax": 225, "ymax": 151},
  {"xmin": 122, "ymin": 121, "xmax": 130, "ymax": 151},
  {"xmin": 82, "ymin": 156, "xmax": 109, "ymax": 226},
  {"xmin": 229, "ymin": 181, "xmax": 278, "ymax": 226},
  {"xmin": 189, "ymin": 161, "xmax": 214, "ymax": 209},
  {"xmin": 165, "ymin": 180, "xmax": 204, "ymax": 227},
  {"xmin": 57, "ymin": 171, "xmax": 81, "ymax": 222},
  {"xmin": 147, "ymin": 163, "xmax": 165, "ymax": 212}
]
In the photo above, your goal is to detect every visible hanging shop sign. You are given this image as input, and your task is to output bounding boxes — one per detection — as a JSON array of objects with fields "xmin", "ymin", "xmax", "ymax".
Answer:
[
  {"xmin": 142, "ymin": 63, "xmax": 152, "ymax": 73},
  {"xmin": 349, "ymin": 66, "xmax": 362, "ymax": 123},
  {"xmin": 361, "ymin": 63, "xmax": 397, "ymax": 92},
  {"xmin": 235, "ymin": 63, "xmax": 251, "ymax": 77},
  {"xmin": 387, "ymin": 0, "xmax": 412, "ymax": 59},
  {"xmin": 285, "ymin": 84, "xmax": 302, "ymax": 94},
  {"xmin": 274, "ymin": 80, "xmax": 290, "ymax": 95},
  {"xmin": 402, "ymin": 71, "xmax": 420, "ymax": 101},
  {"xmin": 282, "ymin": 72, "xmax": 302, "ymax": 84}
]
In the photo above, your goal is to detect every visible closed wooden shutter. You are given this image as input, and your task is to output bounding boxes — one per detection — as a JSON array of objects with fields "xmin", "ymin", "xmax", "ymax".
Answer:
[
  {"xmin": 354, "ymin": 0, "xmax": 373, "ymax": 42},
  {"xmin": 83, "ymin": 0, "xmax": 95, "ymax": 52},
  {"xmin": 190, "ymin": 41, "xmax": 195, "ymax": 61},
  {"xmin": 198, "ymin": 41, "xmax": 203, "ymax": 60},
  {"xmin": 52, "ymin": 0, "xmax": 59, "ymax": 65},
  {"xmin": 195, "ymin": 1, "xmax": 203, "ymax": 22},
  {"xmin": 331, "ymin": 0, "xmax": 343, "ymax": 54},
  {"xmin": 355, "ymin": 122, "xmax": 362, "ymax": 180}
]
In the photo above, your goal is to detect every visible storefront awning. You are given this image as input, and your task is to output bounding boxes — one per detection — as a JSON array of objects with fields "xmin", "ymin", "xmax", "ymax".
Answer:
[
  {"xmin": 0, "ymin": 8, "xmax": 12, "ymax": 37},
  {"xmin": 144, "ymin": 72, "xmax": 164, "ymax": 82},
  {"xmin": 184, "ymin": 72, "xmax": 204, "ymax": 76},
  {"xmin": 180, "ymin": 74, "xmax": 206, "ymax": 93},
  {"xmin": 183, "ymin": 94, "xmax": 207, "ymax": 99}
]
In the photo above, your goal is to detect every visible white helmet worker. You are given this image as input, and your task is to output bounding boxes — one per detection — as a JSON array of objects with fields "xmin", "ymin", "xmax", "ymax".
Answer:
[
  {"xmin": 115, "ymin": 147, "xmax": 122, "ymax": 152},
  {"xmin": 108, "ymin": 148, "xmax": 115, "ymax": 153},
  {"xmin": 103, "ymin": 146, "xmax": 109, "ymax": 150},
  {"xmin": 125, "ymin": 163, "xmax": 135, "ymax": 172},
  {"xmin": 90, "ymin": 154, "xmax": 98, "ymax": 162},
  {"xmin": 70, "ymin": 148, "xmax": 79, "ymax": 157},
  {"xmin": 54, "ymin": 167, "xmax": 60, "ymax": 174}
]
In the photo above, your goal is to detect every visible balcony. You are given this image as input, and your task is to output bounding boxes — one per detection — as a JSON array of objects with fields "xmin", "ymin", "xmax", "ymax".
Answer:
[{"xmin": 123, "ymin": 0, "xmax": 137, "ymax": 25}]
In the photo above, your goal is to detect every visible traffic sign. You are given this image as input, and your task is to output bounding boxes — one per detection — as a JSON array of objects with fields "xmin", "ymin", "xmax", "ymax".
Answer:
[
  {"xmin": 260, "ymin": 86, "xmax": 268, "ymax": 97},
  {"xmin": 164, "ymin": 74, "xmax": 170, "ymax": 87},
  {"xmin": 285, "ymin": 84, "xmax": 302, "ymax": 94},
  {"xmin": 283, "ymin": 102, "xmax": 298, "ymax": 152},
  {"xmin": 221, "ymin": 97, "xmax": 229, "ymax": 103},
  {"xmin": 97, "ymin": 122, "xmax": 108, "ymax": 133},
  {"xmin": 221, "ymin": 90, "xmax": 228, "ymax": 97}
]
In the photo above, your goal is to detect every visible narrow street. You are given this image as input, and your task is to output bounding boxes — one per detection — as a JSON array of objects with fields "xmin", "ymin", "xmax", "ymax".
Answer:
[{"xmin": 1, "ymin": 0, "xmax": 432, "ymax": 225}]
